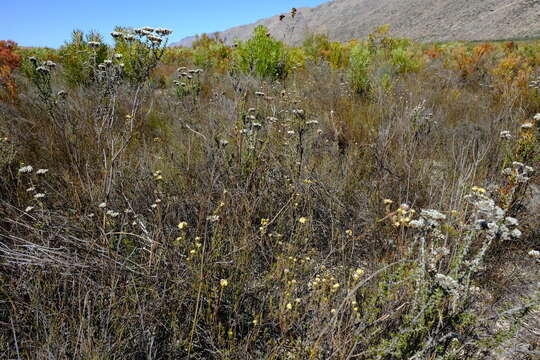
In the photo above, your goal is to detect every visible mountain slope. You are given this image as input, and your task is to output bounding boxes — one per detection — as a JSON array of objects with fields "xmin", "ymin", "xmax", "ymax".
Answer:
[{"xmin": 172, "ymin": 0, "xmax": 540, "ymax": 47}]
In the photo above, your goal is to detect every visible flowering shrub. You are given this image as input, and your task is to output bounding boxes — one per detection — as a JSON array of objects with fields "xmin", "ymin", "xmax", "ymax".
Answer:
[
  {"xmin": 112, "ymin": 26, "xmax": 172, "ymax": 84},
  {"xmin": 58, "ymin": 30, "xmax": 108, "ymax": 86}
]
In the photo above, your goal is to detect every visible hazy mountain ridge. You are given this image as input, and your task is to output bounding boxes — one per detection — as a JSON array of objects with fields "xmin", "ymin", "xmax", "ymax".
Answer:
[{"xmin": 172, "ymin": 0, "xmax": 540, "ymax": 47}]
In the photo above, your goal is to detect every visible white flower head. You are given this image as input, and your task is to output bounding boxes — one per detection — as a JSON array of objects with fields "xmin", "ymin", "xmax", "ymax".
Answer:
[
  {"xmin": 408, "ymin": 218, "xmax": 425, "ymax": 228},
  {"xmin": 528, "ymin": 249, "xmax": 540, "ymax": 258},
  {"xmin": 510, "ymin": 228, "xmax": 522, "ymax": 239},
  {"xmin": 505, "ymin": 217, "xmax": 519, "ymax": 226},
  {"xmin": 34, "ymin": 193, "xmax": 45, "ymax": 199},
  {"xmin": 499, "ymin": 130, "xmax": 512, "ymax": 140},
  {"xmin": 98, "ymin": 202, "xmax": 107, "ymax": 209},
  {"xmin": 24, "ymin": 206, "xmax": 34, "ymax": 212},
  {"xmin": 106, "ymin": 210, "xmax": 120, "ymax": 218},
  {"xmin": 36, "ymin": 168, "xmax": 49, "ymax": 175},
  {"xmin": 420, "ymin": 209, "xmax": 446, "ymax": 221},
  {"xmin": 18, "ymin": 165, "xmax": 33, "ymax": 174}
]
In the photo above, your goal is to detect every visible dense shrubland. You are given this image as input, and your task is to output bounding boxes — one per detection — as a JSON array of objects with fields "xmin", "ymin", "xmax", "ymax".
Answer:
[{"xmin": 1, "ymin": 21, "xmax": 540, "ymax": 359}]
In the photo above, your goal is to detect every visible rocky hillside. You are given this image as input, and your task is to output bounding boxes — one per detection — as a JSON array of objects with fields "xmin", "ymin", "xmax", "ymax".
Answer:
[{"xmin": 172, "ymin": 0, "xmax": 540, "ymax": 47}]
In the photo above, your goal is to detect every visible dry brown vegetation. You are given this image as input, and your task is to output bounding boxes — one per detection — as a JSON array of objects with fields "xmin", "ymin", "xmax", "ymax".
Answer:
[{"xmin": 1, "ymin": 26, "xmax": 540, "ymax": 359}]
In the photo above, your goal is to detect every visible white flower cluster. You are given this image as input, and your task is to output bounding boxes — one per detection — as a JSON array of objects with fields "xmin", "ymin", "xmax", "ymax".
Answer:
[
  {"xmin": 106, "ymin": 210, "xmax": 120, "ymax": 218},
  {"xmin": 499, "ymin": 130, "xmax": 512, "ymax": 140},
  {"xmin": 502, "ymin": 161, "xmax": 534, "ymax": 183},
  {"xmin": 131, "ymin": 26, "xmax": 172, "ymax": 45},
  {"xmin": 530, "ymin": 76, "xmax": 540, "ymax": 90},
  {"xmin": 466, "ymin": 192, "xmax": 521, "ymax": 241},
  {"xmin": 18, "ymin": 165, "xmax": 33, "ymax": 173},
  {"xmin": 408, "ymin": 209, "xmax": 446, "ymax": 229}
]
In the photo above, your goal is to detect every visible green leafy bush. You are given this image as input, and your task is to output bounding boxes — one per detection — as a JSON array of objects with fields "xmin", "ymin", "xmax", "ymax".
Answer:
[
  {"xmin": 112, "ymin": 26, "xmax": 172, "ymax": 84},
  {"xmin": 349, "ymin": 42, "xmax": 372, "ymax": 94},
  {"xmin": 233, "ymin": 25, "xmax": 289, "ymax": 80},
  {"xmin": 58, "ymin": 30, "xmax": 108, "ymax": 87}
]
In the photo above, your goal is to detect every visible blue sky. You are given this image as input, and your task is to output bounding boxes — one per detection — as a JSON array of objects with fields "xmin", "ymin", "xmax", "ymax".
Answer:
[{"xmin": 3, "ymin": 0, "xmax": 328, "ymax": 48}]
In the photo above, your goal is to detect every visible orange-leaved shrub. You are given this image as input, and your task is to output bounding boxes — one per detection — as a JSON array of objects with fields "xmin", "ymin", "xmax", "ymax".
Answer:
[{"xmin": 0, "ymin": 40, "xmax": 21, "ymax": 102}]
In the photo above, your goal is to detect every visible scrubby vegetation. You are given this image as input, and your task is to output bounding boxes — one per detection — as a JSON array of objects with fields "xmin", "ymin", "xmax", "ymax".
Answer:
[{"xmin": 1, "ymin": 21, "xmax": 540, "ymax": 359}]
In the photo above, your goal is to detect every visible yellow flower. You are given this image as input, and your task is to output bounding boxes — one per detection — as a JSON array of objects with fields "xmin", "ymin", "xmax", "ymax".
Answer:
[
  {"xmin": 220, "ymin": 279, "xmax": 229, "ymax": 287},
  {"xmin": 286, "ymin": 303, "xmax": 293, "ymax": 310},
  {"xmin": 298, "ymin": 217, "xmax": 308, "ymax": 224},
  {"xmin": 353, "ymin": 268, "xmax": 364, "ymax": 281},
  {"xmin": 178, "ymin": 221, "xmax": 188, "ymax": 230},
  {"xmin": 383, "ymin": 199, "xmax": 393, "ymax": 205},
  {"xmin": 330, "ymin": 309, "xmax": 336, "ymax": 314},
  {"xmin": 471, "ymin": 186, "xmax": 486, "ymax": 194},
  {"xmin": 345, "ymin": 229, "xmax": 353, "ymax": 236}
]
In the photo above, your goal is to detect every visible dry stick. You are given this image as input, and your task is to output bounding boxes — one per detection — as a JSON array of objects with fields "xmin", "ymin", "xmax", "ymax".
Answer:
[{"xmin": 10, "ymin": 316, "xmax": 20, "ymax": 360}]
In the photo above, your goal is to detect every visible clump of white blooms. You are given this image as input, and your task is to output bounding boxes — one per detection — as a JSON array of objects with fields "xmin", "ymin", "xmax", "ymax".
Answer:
[
  {"xmin": 155, "ymin": 28, "xmax": 173, "ymax": 36},
  {"xmin": 106, "ymin": 210, "xmax": 120, "ymax": 218},
  {"xmin": 499, "ymin": 130, "xmax": 512, "ymax": 140},
  {"xmin": 502, "ymin": 162, "xmax": 534, "ymax": 183},
  {"xmin": 463, "ymin": 188, "xmax": 522, "ymax": 241},
  {"xmin": 521, "ymin": 122, "xmax": 534, "ymax": 130},
  {"xmin": 528, "ymin": 249, "xmax": 540, "ymax": 259},
  {"xmin": 18, "ymin": 165, "xmax": 33, "ymax": 173},
  {"xmin": 534, "ymin": 113, "xmax": 540, "ymax": 122},
  {"xmin": 98, "ymin": 202, "xmax": 107, "ymax": 209},
  {"xmin": 88, "ymin": 41, "xmax": 101, "ymax": 48},
  {"xmin": 34, "ymin": 193, "xmax": 46, "ymax": 199},
  {"xmin": 36, "ymin": 66, "xmax": 50, "ymax": 74}
]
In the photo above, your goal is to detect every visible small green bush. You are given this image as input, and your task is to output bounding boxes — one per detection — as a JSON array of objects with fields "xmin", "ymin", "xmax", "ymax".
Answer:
[
  {"xmin": 58, "ymin": 30, "xmax": 108, "ymax": 87},
  {"xmin": 349, "ymin": 42, "xmax": 372, "ymax": 94},
  {"xmin": 233, "ymin": 25, "xmax": 289, "ymax": 80}
]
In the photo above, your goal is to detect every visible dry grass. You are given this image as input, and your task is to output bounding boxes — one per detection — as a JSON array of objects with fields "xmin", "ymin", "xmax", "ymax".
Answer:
[{"xmin": 1, "ymin": 29, "xmax": 540, "ymax": 359}]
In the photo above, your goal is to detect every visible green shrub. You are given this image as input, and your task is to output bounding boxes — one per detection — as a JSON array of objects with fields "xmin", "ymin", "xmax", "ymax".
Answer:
[
  {"xmin": 58, "ymin": 30, "xmax": 108, "ymax": 87},
  {"xmin": 233, "ymin": 25, "xmax": 289, "ymax": 80},
  {"xmin": 390, "ymin": 46, "xmax": 423, "ymax": 73},
  {"xmin": 112, "ymin": 26, "xmax": 172, "ymax": 84},
  {"xmin": 349, "ymin": 42, "xmax": 372, "ymax": 94}
]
